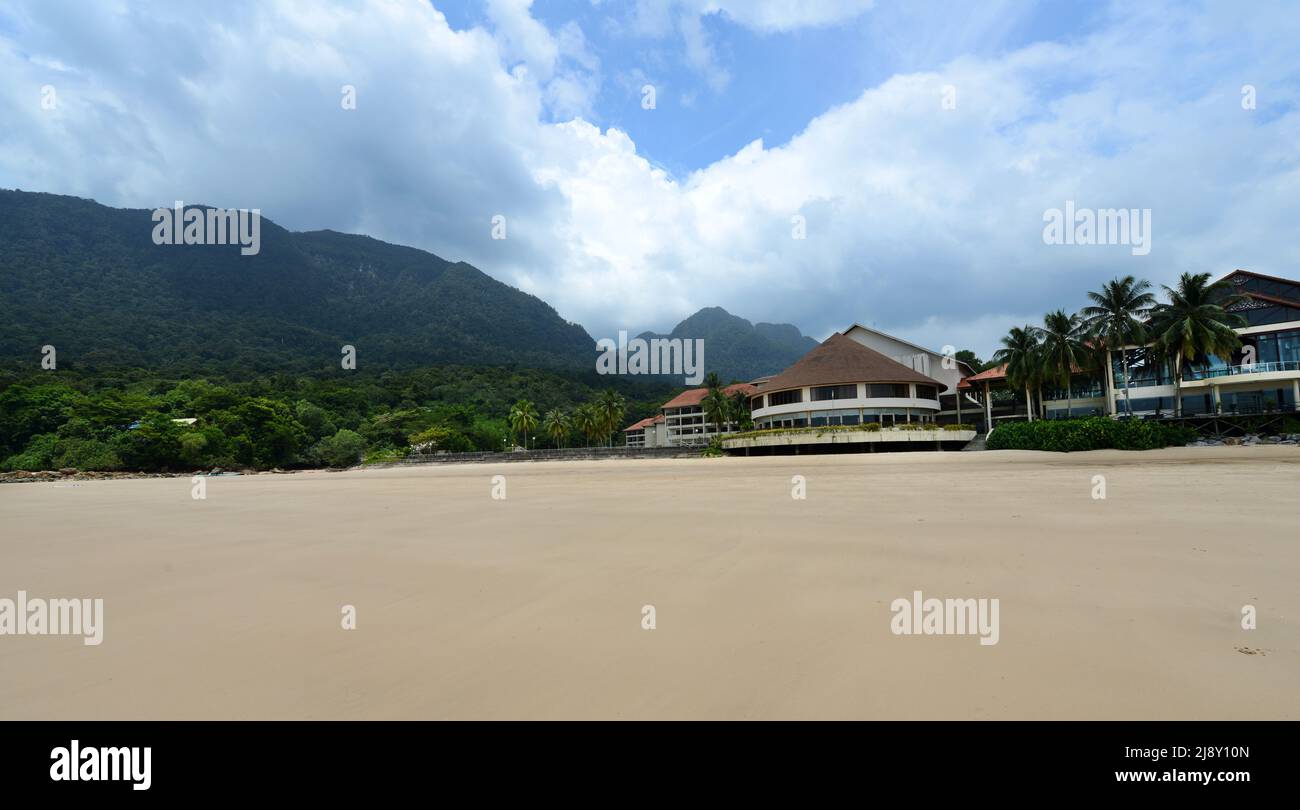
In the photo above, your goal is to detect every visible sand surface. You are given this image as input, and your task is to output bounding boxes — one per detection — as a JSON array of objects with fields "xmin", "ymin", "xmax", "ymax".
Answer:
[{"xmin": 2, "ymin": 447, "xmax": 1297, "ymax": 719}]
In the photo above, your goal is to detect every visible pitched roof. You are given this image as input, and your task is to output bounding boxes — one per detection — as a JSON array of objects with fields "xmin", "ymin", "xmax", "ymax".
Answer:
[
  {"xmin": 623, "ymin": 414, "xmax": 664, "ymax": 432},
  {"xmin": 661, "ymin": 383, "xmax": 756, "ymax": 410},
  {"xmin": 958, "ymin": 364, "xmax": 1008, "ymax": 389},
  {"xmin": 754, "ymin": 333, "xmax": 940, "ymax": 393},
  {"xmin": 842, "ymin": 323, "xmax": 977, "ymax": 377}
]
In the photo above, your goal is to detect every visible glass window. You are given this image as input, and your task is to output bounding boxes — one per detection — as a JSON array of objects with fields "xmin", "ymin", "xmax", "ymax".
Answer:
[
  {"xmin": 914, "ymin": 384, "xmax": 938, "ymax": 400},
  {"xmin": 811, "ymin": 384, "xmax": 858, "ymax": 401},
  {"xmin": 768, "ymin": 389, "xmax": 803, "ymax": 406},
  {"xmin": 866, "ymin": 383, "xmax": 910, "ymax": 398}
]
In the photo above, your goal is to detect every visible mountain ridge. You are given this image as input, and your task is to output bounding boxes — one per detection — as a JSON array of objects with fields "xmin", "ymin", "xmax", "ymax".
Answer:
[
  {"xmin": 636, "ymin": 305, "xmax": 819, "ymax": 383},
  {"xmin": 0, "ymin": 189, "xmax": 595, "ymax": 373}
]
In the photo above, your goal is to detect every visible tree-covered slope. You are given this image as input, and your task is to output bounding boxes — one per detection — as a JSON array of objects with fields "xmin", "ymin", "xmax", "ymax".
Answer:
[{"xmin": 0, "ymin": 190, "xmax": 595, "ymax": 373}]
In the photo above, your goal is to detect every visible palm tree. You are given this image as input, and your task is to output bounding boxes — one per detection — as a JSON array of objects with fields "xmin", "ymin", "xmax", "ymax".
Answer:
[
  {"xmin": 702, "ymin": 372, "xmax": 722, "ymax": 391},
  {"xmin": 573, "ymin": 403, "xmax": 599, "ymax": 448},
  {"xmin": 701, "ymin": 386, "xmax": 730, "ymax": 436},
  {"xmin": 595, "ymin": 390, "xmax": 627, "ymax": 447},
  {"xmin": 1038, "ymin": 309, "xmax": 1090, "ymax": 419},
  {"xmin": 727, "ymin": 389, "xmax": 753, "ymax": 432},
  {"xmin": 508, "ymin": 399, "xmax": 538, "ymax": 450},
  {"xmin": 1081, "ymin": 276, "xmax": 1155, "ymax": 417},
  {"xmin": 1148, "ymin": 272, "xmax": 1246, "ymax": 416},
  {"xmin": 542, "ymin": 408, "xmax": 570, "ymax": 449},
  {"xmin": 992, "ymin": 326, "xmax": 1042, "ymax": 421}
]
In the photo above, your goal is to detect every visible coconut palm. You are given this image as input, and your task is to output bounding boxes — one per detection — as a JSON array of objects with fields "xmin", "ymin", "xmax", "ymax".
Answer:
[
  {"xmin": 702, "ymin": 371, "xmax": 722, "ymax": 391},
  {"xmin": 573, "ymin": 403, "xmax": 599, "ymax": 448},
  {"xmin": 542, "ymin": 408, "xmax": 570, "ymax": 449},
  {"xmin": 728, "ymin": 388, "xmax": 753, "ymax": 432},
  {"xmin": 594, "ymin": 389, "xmax": 627, "ymax": 447},
  {"xmin": 1080, "ymin": 276, "xmax": 1156, "ymax": 417},
  {"xmin": 1038, "ymin": 309, "xmax": 1091, "ymax": 419},
  {"xmin": 1148, "ymin": 272, "xmax": 1246, "ymax": 416},
  {"xmin": 701, "ymin": 386, "xmax": 730, "ymax": 436},
  {"xmin": 508, "ymin": 399, "xmax": 538, "ymax": 450},
  {"xmin": 992, "ymin": 326, "xmax": 1043, "ymax": 421}
]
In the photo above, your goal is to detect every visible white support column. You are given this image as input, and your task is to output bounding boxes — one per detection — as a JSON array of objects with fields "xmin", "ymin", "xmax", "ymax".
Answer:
[
  {"xmin": 1104, "ymin": 350, "xmax": 1117, "ymax": 417},
  {"xmin": 984, "ymin": 381, "xmax": 992, "ymax": 432},
  {"xmin": 1292, "ymin": 378, "xmax": 1299, "ymax": 410}
]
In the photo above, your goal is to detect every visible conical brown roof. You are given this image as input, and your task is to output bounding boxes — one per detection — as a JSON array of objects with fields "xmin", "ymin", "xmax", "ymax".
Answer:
[{"xmin": 754, "ymin": 333, "xmax": 940, "ymax": 392}]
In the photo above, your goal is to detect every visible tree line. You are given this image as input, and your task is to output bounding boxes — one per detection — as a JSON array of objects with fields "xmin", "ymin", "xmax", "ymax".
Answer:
[{"xmin": 0, "ymin": 365, "xmax": 671, "ymax": 472}]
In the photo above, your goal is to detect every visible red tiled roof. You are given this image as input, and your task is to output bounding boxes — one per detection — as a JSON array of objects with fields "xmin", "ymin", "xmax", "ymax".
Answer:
[
  {"xmin": 661, "ymin": 383, "xmax": 756, "ymax": 410},
  {"xmin": 958, "ymin": 364, "xmax": 1008, "ymax": 389},
  {"xmin": 623, "ymin": 414, "xmax": 664, "ymax": 432}
]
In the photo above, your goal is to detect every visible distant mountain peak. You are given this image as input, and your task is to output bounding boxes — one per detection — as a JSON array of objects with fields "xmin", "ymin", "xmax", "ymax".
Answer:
[{"xmin": 639, "ymin": 306, "xmax": 818, "ymax": 382}]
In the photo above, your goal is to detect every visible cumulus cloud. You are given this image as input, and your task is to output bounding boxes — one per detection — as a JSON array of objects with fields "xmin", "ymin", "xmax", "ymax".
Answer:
[{"xmin": 1, "ymin": 0, "xmax": 1298, "ymax": 358}]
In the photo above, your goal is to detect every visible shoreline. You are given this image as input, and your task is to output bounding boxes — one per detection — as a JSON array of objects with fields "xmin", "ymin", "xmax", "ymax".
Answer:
[{"xmin": 3, "ymin": 442, "xmax": 1298, "ymax": 485}]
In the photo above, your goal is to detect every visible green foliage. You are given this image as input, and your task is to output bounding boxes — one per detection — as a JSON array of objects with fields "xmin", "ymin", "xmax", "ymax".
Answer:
[
  {"xmin": 0, "ymin": 190, "xmax": 596, "ymax": 373},
  {"xmin": 3, "ymin": 433, "xmax": 59, "ymax": 471},
  {"xmin": 985, "ymin": 417, "xmax": 1196, "ymax": 452},
  {"xmin": 0, "ymin": 363, "xmax": 672, "ymax": 472},
  {"xmin": 310, "ymin": 429, "xmax": 367, "ymax": 467}
]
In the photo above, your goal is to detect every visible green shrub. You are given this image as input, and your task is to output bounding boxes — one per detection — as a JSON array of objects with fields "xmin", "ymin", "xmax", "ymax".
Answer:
[
  {"xmin": 363, "ymin": 447, "xmax": 408, "ymax": 465},
  {"xmin": 986, "ymin": 417, "xmax": 1196, "ymax": 452},
  {"xmin": 3, "ymin": 433, "xmax": 58, "ymax": 471},
  {"xmin": 309, "ymin": 428, "xmax": 368, "ymax": 467},
  {"xmin": 54, "ymin": 438, "xmax": 123, "ymax": 471},
  {"xmin": 943, "ymin": 423, "xmax": 976, "ymax": 431}
]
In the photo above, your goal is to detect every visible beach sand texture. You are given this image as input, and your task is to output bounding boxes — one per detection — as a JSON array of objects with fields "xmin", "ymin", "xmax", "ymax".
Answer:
[{"xmin": 1, "ymin": 446, "xmax": 1297, "ymax": 719}]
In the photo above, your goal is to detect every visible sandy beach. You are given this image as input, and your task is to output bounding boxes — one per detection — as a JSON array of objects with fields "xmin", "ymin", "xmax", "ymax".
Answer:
[{"xmin": 1, "ymin": 447, "xmax": 1297, "ymax": 720}]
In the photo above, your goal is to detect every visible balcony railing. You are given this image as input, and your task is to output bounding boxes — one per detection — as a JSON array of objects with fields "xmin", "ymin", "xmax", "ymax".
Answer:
[{"xmin": 1186, "ymin": 360, "xmax": 1300, "ymax": 380}]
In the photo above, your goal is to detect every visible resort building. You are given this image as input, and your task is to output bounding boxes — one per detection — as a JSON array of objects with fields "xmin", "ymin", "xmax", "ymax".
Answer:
[
  {"xmin": 962, "ymin": 269, "xmax": 1300, "ymax": 426},
  {"xmin": 659, "ymin": 383, "xmax": 756, "ymax": 446},
  {"xmin": 747, "ymin": 333, "xmax": 953, "ymax": 429},
  {"xmin": 623, "ymin": 414, "xmax": 665, "ymax": 447},
  {"xmin": 841, "ymin": 324, "xmax": 979, "ymax": 424},
  {"xmin": 624, "ymin": 383, "xmax": 757, "ymax": 447}
]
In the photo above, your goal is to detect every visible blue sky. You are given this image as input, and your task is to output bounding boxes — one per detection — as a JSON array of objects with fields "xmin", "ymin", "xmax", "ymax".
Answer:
[
  {"xmin": 1, "ymin": 0, "xmax": 1298, "ymax": 358},
  {"xmin": 436, "ymin": 0, "xmax": 1111, "ymax": 178}
]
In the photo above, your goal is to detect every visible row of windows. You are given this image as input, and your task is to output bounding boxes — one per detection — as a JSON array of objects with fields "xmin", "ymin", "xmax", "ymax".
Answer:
[
  {"xmin": 758, "ymin": 412, "xmax": 936, "ymax": 429},
  {"xmin": 1123, "ymin": 388, "xmax": 1298, "ymax": 415},
  {"xmin": 1112, "ymin": 329, "xmax": 1300, "ymax": 385},
  {"xmin": 761, "ymin": 383, "xmax": 939, "ymax": 408}
]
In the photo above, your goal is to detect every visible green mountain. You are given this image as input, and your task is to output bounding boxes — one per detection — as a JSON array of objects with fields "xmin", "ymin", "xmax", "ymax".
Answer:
[
  {"xmin": 638, "ymin": 306, "xmax": 819, "ymax": 382},
  {"xmin": 0, "ymin": 190, "xmax": 595, "ymax": 373}
]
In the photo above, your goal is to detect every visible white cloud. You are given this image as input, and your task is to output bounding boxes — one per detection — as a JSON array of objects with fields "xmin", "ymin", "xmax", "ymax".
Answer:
[{"xmin": 1, "ymin": 0, "xmax": 1298, "ymax": 358}]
